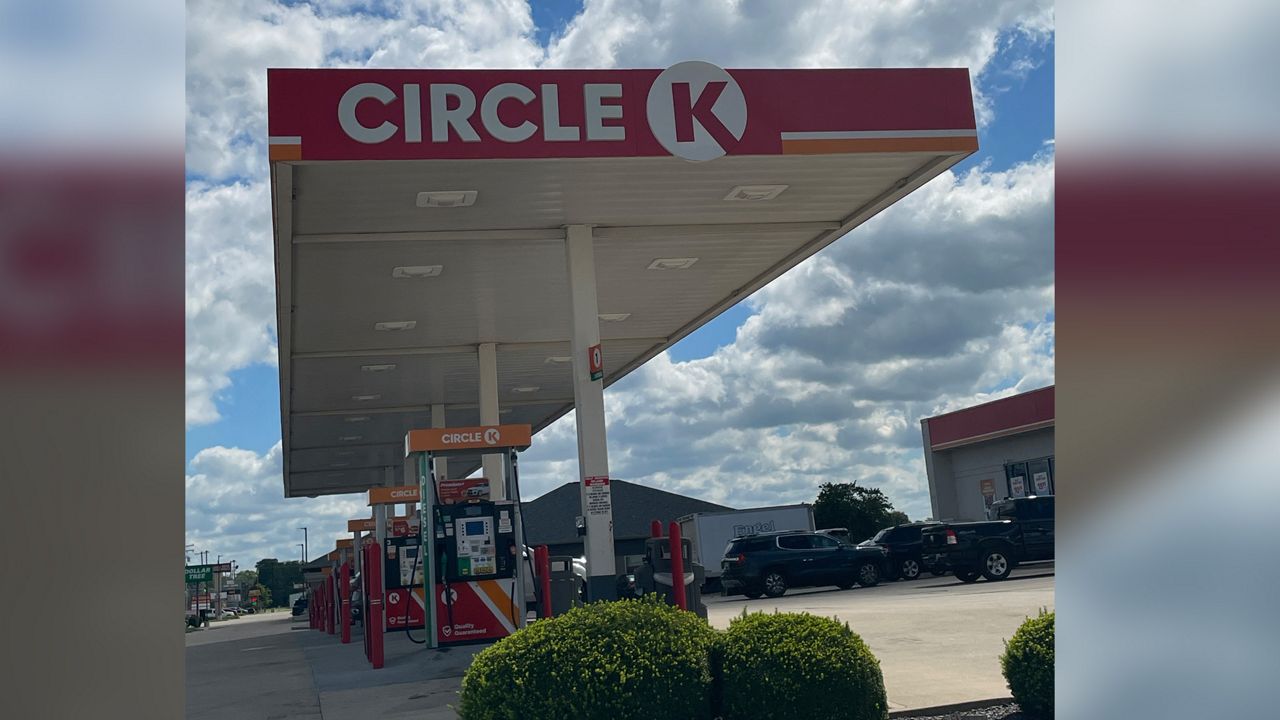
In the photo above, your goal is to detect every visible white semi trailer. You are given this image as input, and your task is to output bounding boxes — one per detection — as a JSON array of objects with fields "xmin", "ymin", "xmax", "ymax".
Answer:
[{"xmin": 677, "ymin": 504, "xmax": 815, "ymax": 588}]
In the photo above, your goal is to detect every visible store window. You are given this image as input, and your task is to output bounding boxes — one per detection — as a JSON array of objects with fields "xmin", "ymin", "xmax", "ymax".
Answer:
[
  {"xmin": 1006, "ymin": 456, "xmax": 1054, "ymax": 497},
  {"xmin": 1005, "ymin": 461, "xmax": 1028, "ymax": 498}
]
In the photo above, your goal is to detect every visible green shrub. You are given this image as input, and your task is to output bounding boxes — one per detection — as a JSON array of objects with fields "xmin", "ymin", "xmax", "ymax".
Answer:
[
  {"xmin": 718, "ymin": 611, "xmax": 887, "ymax": 720},
  {"xmin": 459, "ymin": 595, "xmax": 717, "ymax": 720},
  {"xmin": 1001, "ymin": 609, "xmax": 1054, "ymax": 718}
]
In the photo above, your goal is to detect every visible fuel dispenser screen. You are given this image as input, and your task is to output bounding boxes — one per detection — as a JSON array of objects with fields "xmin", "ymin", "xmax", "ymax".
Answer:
[
  {"xmin": 436, "ymin": 501, "xmax": 517, "ymax": 581},
  {"xmin": 455, "ymin": 517, "xmax": 496, "ymax": 576}
]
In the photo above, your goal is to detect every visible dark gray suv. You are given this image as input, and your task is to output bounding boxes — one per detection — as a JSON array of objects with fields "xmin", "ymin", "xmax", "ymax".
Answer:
[{"xmin": 721, "ymin": 530, "xmax": 891, "ymax": 598}]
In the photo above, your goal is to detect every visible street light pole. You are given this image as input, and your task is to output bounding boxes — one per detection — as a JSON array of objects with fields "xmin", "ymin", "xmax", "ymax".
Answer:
[
  {"xmin": 298, "ymin": 543, "xmax": 305, "ymax": 564},
  {"xmin": 299, "ymin": 527, "xmax": 308, "ymax": 564}
]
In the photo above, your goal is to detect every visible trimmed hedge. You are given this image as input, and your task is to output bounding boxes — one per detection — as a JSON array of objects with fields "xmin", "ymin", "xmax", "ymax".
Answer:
[
  {"xmin": 459, "ymin": 595, "xmax": 717, "ymax": 720},
  {"xmin": 718, "ymin": 611, "xmax": 887, "ymax": 720},
  {"xmin": 1001, "ymin": 609, "xmax": 1054, "ymax": 718}
]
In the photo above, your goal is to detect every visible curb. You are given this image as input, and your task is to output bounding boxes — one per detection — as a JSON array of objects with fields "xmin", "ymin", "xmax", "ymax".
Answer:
[{"xmin": 889, "ymin": 697, "xmax": 1014, "ymax": 718}]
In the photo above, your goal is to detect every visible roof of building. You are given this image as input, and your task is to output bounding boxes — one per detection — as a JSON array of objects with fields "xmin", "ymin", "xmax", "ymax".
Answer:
[
  {"xmin": 522, "ymin": 479, "xmax": 733, "ymax": 546},
  {"xmin": 924, "ymin": 385, "xmax": 1054, "ymax": 450}
]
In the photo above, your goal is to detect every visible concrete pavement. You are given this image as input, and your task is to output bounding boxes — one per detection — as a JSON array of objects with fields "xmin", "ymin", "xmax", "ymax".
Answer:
[
  {"xmin": 705, "ymin": 563, "xmax": 1056, "ymax": 711},
  {"xmin": 186, "ymin": 565, "xmax": 1054, "ymax": 718}
]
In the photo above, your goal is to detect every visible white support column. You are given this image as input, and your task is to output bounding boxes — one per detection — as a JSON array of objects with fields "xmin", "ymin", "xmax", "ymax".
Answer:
[
  {"xmin": 565, "ymin": 224, "xmax": 617, "ymax": 601},
  {"xmin": 478, "ymin": 342, "xmax": 505, "ymax": 499},
  {"xmin": 431, "ymin": 403, "xmax": 448, "ymax": 484}
]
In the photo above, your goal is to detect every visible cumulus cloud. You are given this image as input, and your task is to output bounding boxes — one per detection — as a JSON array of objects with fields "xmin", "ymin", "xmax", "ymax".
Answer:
[
  {"xmin": 545, "ymin": 0, "xmax": 1054, "ymax": 124},
  {"xmin": 185, "ymin": 180, "xmax": 277, "ymax": 426},
  {"xmin": 186, "ymin": 441, "xmax": 368, "ymax": 562}
]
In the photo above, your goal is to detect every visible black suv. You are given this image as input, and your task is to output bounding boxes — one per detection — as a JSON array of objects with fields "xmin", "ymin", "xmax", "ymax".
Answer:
[
  {"xmin": 860, "ymin": 522, "xmax": 945, "ymax": 580},
  {"xmin": 721, "ymin": 530, "xmax": 891, "ymax": 598}
]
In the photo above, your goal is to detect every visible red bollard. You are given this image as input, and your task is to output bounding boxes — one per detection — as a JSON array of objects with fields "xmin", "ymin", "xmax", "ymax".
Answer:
[
  {"xmin": 535, "ymin": 546, "xmax": 552, "ymax": 618},
  {"xmin": 368, "ymin": 544, "xmax": 384, "ymax": 669},
  {"xmin": 362, "ymin": 546, "xmax": 372, "ymax": 659},
  {"xmin": 668, "ymin": 521, "xmax": 687, "ymax": 611},
  {"xmin": 650, "ymin": 519, "xmax": 663, "ymax": 538},
  {"xmin": 340, "ymin": 562, "xmax": 351, "ymax": 644},
  {"xmin": 326, "ymin": 575, "xmax": 336, "ymax": 635}
]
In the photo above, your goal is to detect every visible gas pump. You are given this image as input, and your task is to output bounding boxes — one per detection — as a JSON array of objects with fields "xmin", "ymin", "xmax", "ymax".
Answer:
[
  {"xmin": 405, "ymin": 424, "xmax": 534, "ymax": 648},
  {"xmin": 383, "ymin": 528, "xmax": 425, "ymax": 630}
]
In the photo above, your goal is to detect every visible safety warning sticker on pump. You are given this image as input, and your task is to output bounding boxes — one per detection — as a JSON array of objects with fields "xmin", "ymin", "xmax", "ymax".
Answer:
[{"xmin": 585, "ymin": 476, "xmax": 611, "ymax": 516}]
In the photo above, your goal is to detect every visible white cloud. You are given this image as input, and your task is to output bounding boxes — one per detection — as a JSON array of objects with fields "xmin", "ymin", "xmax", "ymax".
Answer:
[
  {"xmin": 185, "ymin": 180, "xmax": 277, "ymax": 426},
  {"xmin": 186, "ymin": 441, "xmax": 368, "ymax": 562},
  {"xmin": 545, "ymin": 0, "xmax": 1054, "ymax": 125}
]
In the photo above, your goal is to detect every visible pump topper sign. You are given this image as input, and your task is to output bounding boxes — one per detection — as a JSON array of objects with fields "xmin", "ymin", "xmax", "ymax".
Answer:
[{"xmin": 268, "ymin": 63, "xmax": 976, "ymax": 162}]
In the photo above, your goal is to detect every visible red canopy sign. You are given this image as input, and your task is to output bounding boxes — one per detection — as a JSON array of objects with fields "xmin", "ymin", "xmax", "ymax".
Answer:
[{"xmin": 268, "ymin": 62, "xmax": 976, "ymax": 163}]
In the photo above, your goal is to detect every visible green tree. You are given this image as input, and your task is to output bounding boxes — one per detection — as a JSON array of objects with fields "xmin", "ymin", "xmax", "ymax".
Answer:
[
  {"xmin": 253, "ymin": 583, "xmax": 271, "ymax": 609},
  {"xmin": 886, "ymin": 510, "xmax": 910, "ymax": 526},
  {"xmin": 257, "ymin": 558, "xmax": 306, "ymax": 607},
  {"xmin": 813, "ymin": 482, "xmax": 900, "ymax": 543},
  {"xmin": 234, "ymin": 569, "xmax": 258, "ymax": 591}
]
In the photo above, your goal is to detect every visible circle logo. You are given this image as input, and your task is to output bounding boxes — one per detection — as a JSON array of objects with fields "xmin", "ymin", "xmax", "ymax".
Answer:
[
  {"xmin": 483, "ymin": 428, "xmax": 500, "ymax": 445},
  {"xmin": 646, "ymin": 61, "xmax": 747, "ymax": 161},
  {"xmin": 388, "ymin": 591, "xmax": 399, "ymax": 604}
]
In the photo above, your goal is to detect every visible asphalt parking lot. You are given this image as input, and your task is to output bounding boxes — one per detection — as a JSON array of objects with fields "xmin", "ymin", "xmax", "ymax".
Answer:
[
  {"xmin": 706, "ymin": 563, "xmax": 1057, "ymax": 710},
  {"xmin": 187, "ymin": 564, "xmax": 1053, "ymax": 718}
]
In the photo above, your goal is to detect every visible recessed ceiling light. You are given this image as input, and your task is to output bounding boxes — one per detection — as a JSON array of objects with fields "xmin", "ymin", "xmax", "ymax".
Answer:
[
  {"xmin": 351, "ymin": 394, "xmax": 381, "ymax": 401},
  {"xmin": 598, "ymin": 313, "xmax": 631, "ymax": 322},
  {"xmin": 512, "ymin": 386, "xmax": 540, "ymax": 393},
  {"xmin": 416, "ymin": 190, "xmax": 477, "ymax": 208},
  {"xmin": 545, "ymin": 356, "xmax": 572, "ymax": 364},
  {"xmin": 647, "ymin": 257, "xmax": 699, "ymax": 270},
  {"xmin": 330, "ymin": 462, "xmax": 351, "ymax": 468},
  {"xmin": 374, "ymin": 320, "xmax": 416, "ymax": 332},
  {"xmin": 725, "ymin": 184, "xmax": 788, "ymax": 201},
  {"xmin": 392, "ymin": 265, "xmax": 443, "ymax": 279},
  {"xmin": 361, "ymin": 363, "xmax": 397, "ymax": 373},
  {"xmin": 338, "ymin": 435, "xmax": 363, "ymax": 442},
  {"xmin": 500, "ymin": 408, "xmax": 513, "ymax": 415},
  {"xmin": 344, "ymin": 416, "xmax": 370, "ymax": 423}
]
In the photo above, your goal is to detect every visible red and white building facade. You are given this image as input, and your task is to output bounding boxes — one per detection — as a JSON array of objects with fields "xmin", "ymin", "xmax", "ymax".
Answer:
[{"xmin": 920, "ymin": 386, "xmax": 1055, "ymax": 521}]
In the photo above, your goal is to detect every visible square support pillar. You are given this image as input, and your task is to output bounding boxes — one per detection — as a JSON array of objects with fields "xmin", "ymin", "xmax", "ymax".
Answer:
[
  {"xmin": 565, "ymin": 224, "xmax": 617, "ymax": 601},
  {"xmin": 478, "ymin": 342, "xmax": 505, "ymax": 498}
]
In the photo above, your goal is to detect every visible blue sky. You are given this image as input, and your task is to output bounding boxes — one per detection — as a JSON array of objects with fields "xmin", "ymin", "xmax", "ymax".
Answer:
[{"xmin": 185, "ymin": 0, "xmax": 1055, "ymax": 564}]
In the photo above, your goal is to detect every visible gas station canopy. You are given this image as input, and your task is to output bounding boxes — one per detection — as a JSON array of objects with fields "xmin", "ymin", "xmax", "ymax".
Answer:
[{"xmin": 269, "ymin": 63, "xmax": 976, "ymax": 498}]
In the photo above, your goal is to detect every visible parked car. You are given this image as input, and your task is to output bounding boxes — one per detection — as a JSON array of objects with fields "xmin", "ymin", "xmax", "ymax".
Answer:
[
  {"xmin": 720, "ymin": 530, "xmax": 891, "ymax": 598},
  {"xmin": 291, "ymin": 597, "xmax": 308, "ymax": 616},
  {"xmin": 859, "ymin": 521, "xmax": 945, "ymax": 580},
  {"xmin": 920, "ymin": 496, "xmax": 1055, "ymax": 582},
  {"xmin": 817, "ymin": 527, "xmax": 851, "ymax": 544}
]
